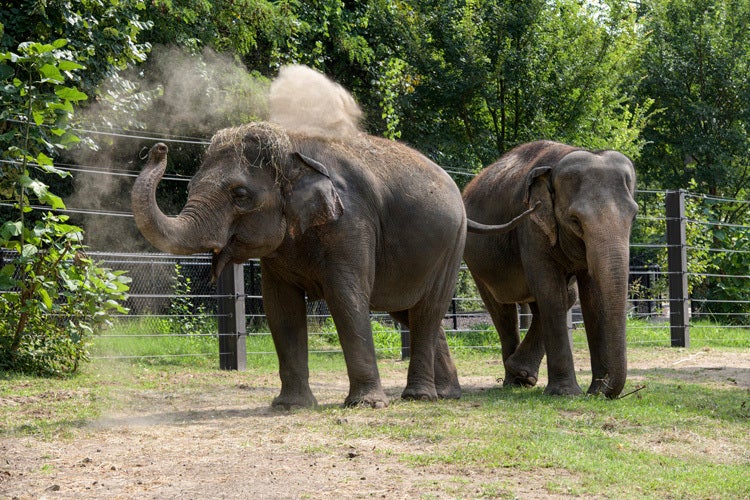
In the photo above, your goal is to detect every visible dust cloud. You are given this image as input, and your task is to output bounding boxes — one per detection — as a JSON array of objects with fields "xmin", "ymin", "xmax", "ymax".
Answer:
[
  {"xmin": 68, "ymin": 51, "xmax": 361, "ymax": 252},
  {"xmin": 67, "ymin": 46, "xmax": 271, "ymax": 251},
  {"xmin": 269, "ymin": 64, "xmax": 363, "ymax": 139}
]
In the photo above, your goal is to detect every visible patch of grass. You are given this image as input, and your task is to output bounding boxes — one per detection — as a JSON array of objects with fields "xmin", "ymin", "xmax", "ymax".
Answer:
[
  {"xmin": 623, "ymin": 317, "xmax": 749, "ymax": 348},
  {"xmin": 307, "ymin": 360, "xmax": 749, "ymax": 498},
  {"xmin": 0, "ymin": 346, "xmax": 750, "ymax": 498},
  {"xmin": 0, "ymin": 370, "xmax": 105, "ymax": 438}
]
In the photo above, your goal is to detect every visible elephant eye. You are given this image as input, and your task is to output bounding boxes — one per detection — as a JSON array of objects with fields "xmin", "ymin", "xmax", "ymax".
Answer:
[
  {"xmin": 569, "ymin": 215, "xmax": 584, "ymax": 236},
  {"xmin": 232, "ymin": 186, "xmax": 250, "ymax": 199}
]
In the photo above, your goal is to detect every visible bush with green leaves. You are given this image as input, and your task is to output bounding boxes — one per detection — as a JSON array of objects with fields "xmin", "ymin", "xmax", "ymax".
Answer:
[
  {"xmin": 0, "ymin": 40, "xmax": 130, "ymax": 375},
  {"xmin": 157, "ymin": 263, "xmax": 214, "ymax": 336}
]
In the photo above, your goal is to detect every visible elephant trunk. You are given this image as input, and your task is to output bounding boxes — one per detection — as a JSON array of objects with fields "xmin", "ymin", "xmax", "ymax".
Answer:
[
  {"xmin": 583, "ymin": 232, "xmax": 630, "ymax": 398},
  {"xmin": 131, "ymin": 143, "xmax": 214, "ymax": 255}
]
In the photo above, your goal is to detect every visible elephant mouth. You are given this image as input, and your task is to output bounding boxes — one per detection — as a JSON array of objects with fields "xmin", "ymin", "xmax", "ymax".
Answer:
[
  {"xmin": 210, "ymin": 238, "xmax": 236, "ymax": 282},
  {"xmin": 210, "ymin": 235, "xmax": 261, "ymax": 281}
]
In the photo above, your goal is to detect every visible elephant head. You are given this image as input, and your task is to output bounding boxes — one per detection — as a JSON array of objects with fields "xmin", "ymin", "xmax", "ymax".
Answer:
[
  {"xmin": 131, "ymin": 122, "xmax": 343, "ymax": 280},
  {"xmin": 525, "ymin": 149, "xmax": 638, "ymax": 398}
]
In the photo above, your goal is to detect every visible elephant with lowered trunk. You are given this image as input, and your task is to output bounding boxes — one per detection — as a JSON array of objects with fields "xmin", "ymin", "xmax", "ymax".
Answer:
[
  {"xmin": 132, "ymin": 122, "xmax": 534, "ymax": 409},
  {"xmin": 463, "ymin": 140, "xmax": 638, "ymax": 398}
]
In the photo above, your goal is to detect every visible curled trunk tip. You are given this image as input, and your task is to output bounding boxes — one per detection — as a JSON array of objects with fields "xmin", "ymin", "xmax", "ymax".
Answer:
[{"xmin": 149, "ymin": 142, "xmax": 168, "ymax": 162}]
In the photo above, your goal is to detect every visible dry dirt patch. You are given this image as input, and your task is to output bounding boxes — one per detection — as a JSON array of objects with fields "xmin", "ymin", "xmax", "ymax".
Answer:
[
  {"xmin": 0, "ymin": 378, "xmax": 572, "ymax": 499},
  {"xmin": 1, "ymin": 348, "xmax": 747, "ymax": 499}
]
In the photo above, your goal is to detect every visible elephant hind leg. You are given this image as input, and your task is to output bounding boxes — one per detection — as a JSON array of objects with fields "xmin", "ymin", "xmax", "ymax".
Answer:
[
  {"xmin": 390, "ymin": 309, "xmax": 461, "ymax": 401},
  {"xmin": 504, "ymin": 302, "xmax": 545, "ymax": 387},
  {"xmin": 474, "ymin": 282, "xmax": 531, "ymax": 387}
]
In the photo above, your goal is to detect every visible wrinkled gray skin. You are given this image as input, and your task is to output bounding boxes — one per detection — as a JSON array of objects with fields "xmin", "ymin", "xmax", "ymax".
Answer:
[
  {"xmin": 463, "ymin": 140, "xmax": 637, "ymax": 398},
  {"xmin": 132, "ymin": 123, "xmax": 534, "ymax": 409}
]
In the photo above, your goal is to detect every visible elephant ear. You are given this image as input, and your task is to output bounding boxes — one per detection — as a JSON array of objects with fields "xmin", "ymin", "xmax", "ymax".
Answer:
[
  {"xmin": 283, "ymin": 152, "xmax": 344, "ymax": 237},
  {"xmin": 524, "ymin": 165, "xmax": 557, "ymax": 246}
]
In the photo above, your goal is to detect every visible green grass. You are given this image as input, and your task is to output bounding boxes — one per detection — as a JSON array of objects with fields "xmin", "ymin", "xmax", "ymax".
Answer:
[
  {"xmin": 297, "ymin": 354, "xmax": 749, "ymax": 498},
  {"xmin": 89, "ymin": 316, "xmax": 748, "ymax": 375},
  {"xmin": 1, "ymin": 342, "xmax": 748, "ymax": 498},
  {"xmin": 623, "ymin": 317, "xmax": 750, "ymax": 348}
]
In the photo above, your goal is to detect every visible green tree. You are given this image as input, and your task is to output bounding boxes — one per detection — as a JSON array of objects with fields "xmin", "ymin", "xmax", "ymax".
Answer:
[
  {"xmin": 0, "ymin": 0, "xmax": 152, "ymax": 97},
  {"xmin": 635, "ymin": 0, "xmax": 750, "ymax": 199},
  {"xmin": 0, "ymin": 40, "xmax": 130, "ymax": 375},
  {"xmin": 398, "ymin": 0, "xmax": 651, "ymax": 175},
  {"xmin": 633, "ymin": 0, "xmax": 750, "ymax": 323}
]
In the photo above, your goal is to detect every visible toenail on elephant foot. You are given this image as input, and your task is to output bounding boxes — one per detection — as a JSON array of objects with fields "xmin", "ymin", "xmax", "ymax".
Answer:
[
  {"xmin": 344, "ymin": 389, "xmax": 389, "ymax": 408},
  {"xmin": 401, "ymin": 386, "xmax": 438, "ymax": 402},
  {"xmin": 503, "ymin": 367, "xmax": 538, "ymax": 387},
  {"xmin": 346, "ymin": 399, "xmax": 388, "ymax": 409},
  {"xmin": 587, "ymin": 378, "xmax": 613, "ymax": 396},
  {"xmin": 543, "ymin": 380, "xmax": 583, "ymax": 396}
]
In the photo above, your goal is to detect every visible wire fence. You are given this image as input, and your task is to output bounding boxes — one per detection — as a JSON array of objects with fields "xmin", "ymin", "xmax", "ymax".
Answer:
[
  {"xmin": 77, "ymin": 187, "xmax": 750, "ymax": 366},
  {"xmin": 2, "ymin": 124, "xmax": 748, "ymax": 364}
]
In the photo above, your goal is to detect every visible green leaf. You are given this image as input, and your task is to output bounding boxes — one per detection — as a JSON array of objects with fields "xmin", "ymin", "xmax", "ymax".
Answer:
[
  {"xmin": 40, "ymin": 191, "xmax": 66, "ymax": 209},
  {"xmin": 38, "ymin": 163, "xmax": 71, "ymax": 178},
  {"xmin": 39, "ymin": 63, "xmax": 64, "ymax": 83},
  {"xmin": 36, "ymin": 152, "xmax": 54, "ymax": 167},
  {"xmin": 55, "ymin": 86, "xmax": 87, "ymax": 102},
  {"xmin": 21, "ymin": 244, "xmax": 38, "ymax": 258},
  {"xmin": 1, "ymin": 221, "xmax": 23, "ymax": 238},
  {"xmin": 38, "ymin": 288, "xmax": 53, "ymax": 309},
  {"xmin": 57, "ymin": 60, "xmax": 84, "ymax": 72}
]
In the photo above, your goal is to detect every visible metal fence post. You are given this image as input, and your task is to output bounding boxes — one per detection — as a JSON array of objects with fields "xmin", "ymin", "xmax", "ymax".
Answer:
[
  {"xmin": 400, "ymin": 323, "xmax": 410, "ymax": 360},
  {"xmin": 665, "ymin": 190, "xmax": 690, "ymax": 347},
  {"xmin": 217, "ymin": 263, "xmax": 247, "ymax": 370}
]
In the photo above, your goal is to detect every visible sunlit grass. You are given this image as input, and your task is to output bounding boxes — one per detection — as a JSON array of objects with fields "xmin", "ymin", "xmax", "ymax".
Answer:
[
  {"xmin": 3, "ymin": 338, "xmax": 748, "ymax": 498},
  {"xmin": 91, "ymin": 316, "xmax": 748, "ymax": 373}
]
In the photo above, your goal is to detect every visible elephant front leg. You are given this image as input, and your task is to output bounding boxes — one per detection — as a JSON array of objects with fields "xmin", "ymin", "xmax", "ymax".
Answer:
[
  {"xmin": 262, "ymin": 269, "xmax": 317, "ymax": 409},
  {"xmin": 526, "ymin": 266, "xmax": 582, "ymax": 396},
  {"xmin": 327, "ymin": 293, "xmax": 388, "ymax": 408}
]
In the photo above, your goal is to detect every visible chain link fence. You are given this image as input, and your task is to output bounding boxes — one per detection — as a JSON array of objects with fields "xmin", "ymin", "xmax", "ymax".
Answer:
[
  {"xmin": 4, "ymin": 188, "xmax": 748, "ymax": 365},
  {"xmin": 88, "ymin": 186, "xmax": 750, "ymax": 366}
]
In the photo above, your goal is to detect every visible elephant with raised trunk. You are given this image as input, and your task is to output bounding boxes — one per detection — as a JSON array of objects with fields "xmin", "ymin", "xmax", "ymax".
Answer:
[
  {"xmin": 132, "ymin": 123, "xmax": 534, "ymax": 409},
  {"xmin": 463, "ymin": 140, "xmax": 637, "ymax": 398}
]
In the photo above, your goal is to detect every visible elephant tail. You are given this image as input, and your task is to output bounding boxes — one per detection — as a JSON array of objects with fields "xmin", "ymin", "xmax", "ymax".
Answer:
[{"xmin": 467, "ymin": 202, "xmax": 540, "ymax": 235}]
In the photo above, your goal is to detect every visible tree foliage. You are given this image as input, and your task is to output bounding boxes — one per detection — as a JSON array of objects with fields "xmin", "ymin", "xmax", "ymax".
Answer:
[
  {"xmin": 0, "ymin": 0, "xmax": 153, "ymax": 97},
  {"xmin": 635, "ymin": 0, "xmax": 750, "ymax": 199},
  {"xmin": 0, "ymin": 40, "xmax": 130, "ymax": 375},
  {"xmin": 386, "ymin": 0, "xmax": 651, "ymax": 174}
]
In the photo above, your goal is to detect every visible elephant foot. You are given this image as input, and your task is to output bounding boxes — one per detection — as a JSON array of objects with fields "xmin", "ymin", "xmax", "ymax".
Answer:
[
  {"xmin": 401, "ymin": 384, "xmax": 438, "ymax": 402},
  {"xmin": 344, "ymin": 387, "xmax": 389, "ymax": 408},
  {"xmin": 503, "ymin": 373, "xmax": 538, "ymax": 388},
  {"xmin": 587, "ymin": 376, "xmax": 621, "ymax": 398},
  {"xmin": 435, "ymin": 366, "xmax": 462, "ymax": 399},
  {"xmin": 543, "ymin": 378, "xmax": 583, "ymax": 396},
  {"xmin": 272, "ymin": 391, "xmax": 318, "ymax": 410},
  {"xmin": 436, "ymin": 382, "xmax": 462, "ymax": 400},
  {"xmin": 503, "ymin": 358, "xmax": 539, "ymax": 388}
]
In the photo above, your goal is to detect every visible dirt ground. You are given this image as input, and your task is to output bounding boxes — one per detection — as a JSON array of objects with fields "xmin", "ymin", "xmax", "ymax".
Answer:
[{"xmin": 1, "ymin": 348, "xmax": 748, "ymax": 499}]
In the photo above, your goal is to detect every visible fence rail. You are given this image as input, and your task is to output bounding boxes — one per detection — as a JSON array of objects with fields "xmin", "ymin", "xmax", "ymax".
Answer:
[
  {"xmin": 77, "ymin": 187, "xmax": 750, "ymax": 368},
  {"xmin": 4, "ymin": 181, "xmax": 749, "ymax": 365}
]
